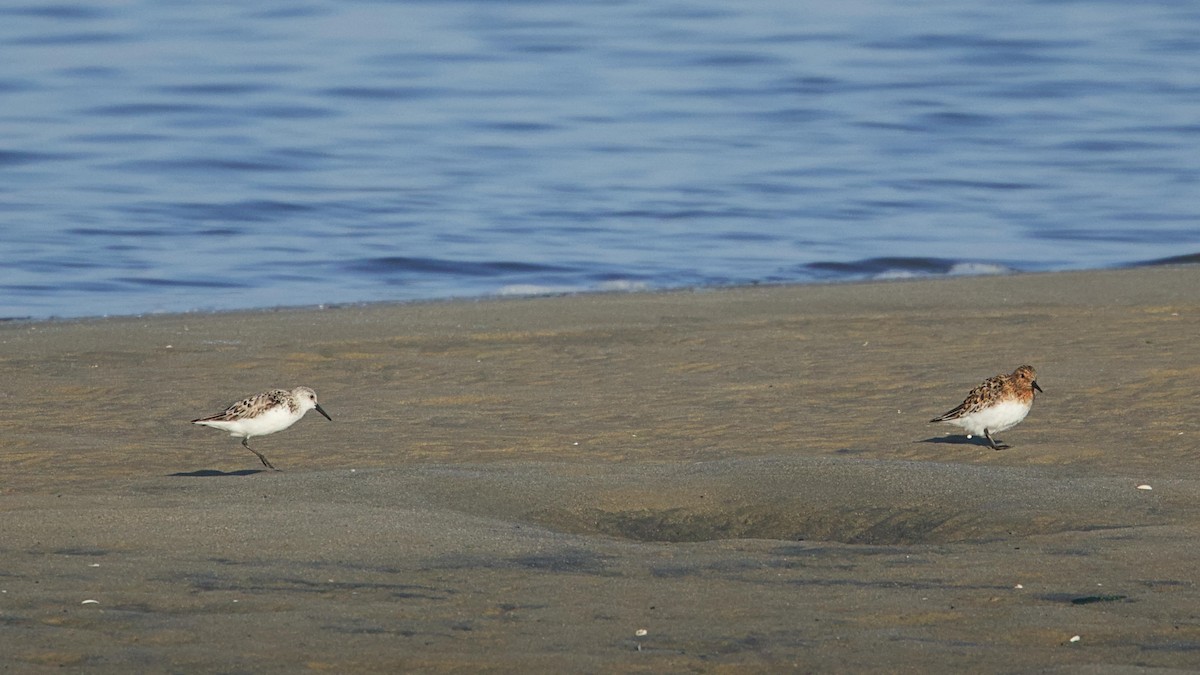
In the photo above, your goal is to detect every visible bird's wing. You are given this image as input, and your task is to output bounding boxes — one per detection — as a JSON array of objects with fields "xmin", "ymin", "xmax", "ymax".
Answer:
[
  {"xmin": 929, "ymin": 374, "xmax": 1003, "ymax": 422},
  {"xmin": 192, "ymin": 389, "xmax": 289, "ymax": 423}
]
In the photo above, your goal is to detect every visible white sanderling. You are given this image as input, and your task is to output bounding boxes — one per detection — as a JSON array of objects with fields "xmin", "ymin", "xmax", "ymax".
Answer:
[
  {"xmin": 930, "ymin": 365, "xmax": 1042, "ymax": 450},
  {"xmin": 192, "ymin": 386, "xmax": 331, "ymax": 469}
]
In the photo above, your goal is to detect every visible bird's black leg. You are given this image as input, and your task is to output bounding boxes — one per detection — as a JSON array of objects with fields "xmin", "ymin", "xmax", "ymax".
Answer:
[
  {"xmin": 983, "ymin": 429, "xmax": 1009, "ymax": 451},
  {"xmin": 241, "ymin": 438, "xmax": 277, "ymax": 470}
]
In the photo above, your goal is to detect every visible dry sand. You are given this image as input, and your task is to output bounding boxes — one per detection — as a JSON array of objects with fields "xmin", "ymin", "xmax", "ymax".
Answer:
[{"xmin": 2, "ymin": 266, "xmax": 1199, "ymax": 672}]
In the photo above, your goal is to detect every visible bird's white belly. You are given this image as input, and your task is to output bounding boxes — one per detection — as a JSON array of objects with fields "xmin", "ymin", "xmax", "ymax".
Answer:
[
  {"xmin": 950, "ymin": 400, "xmax": 1031, "ymax": 436},
  {"xmin": 200, "ymin": 407, "xmax": 301, "ymax": 439}
]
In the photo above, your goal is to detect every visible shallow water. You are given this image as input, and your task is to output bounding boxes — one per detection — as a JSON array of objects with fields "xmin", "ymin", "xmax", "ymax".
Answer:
[{"xmin": 2, "ymin": 0, "xmax": 1198, "ymax": 319}]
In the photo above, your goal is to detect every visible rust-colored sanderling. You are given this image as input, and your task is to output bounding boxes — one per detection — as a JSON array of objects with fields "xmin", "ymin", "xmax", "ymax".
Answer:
[
  {"xmin": 192, "ymin": 386, "xmax": 332, "ymax": 469},
  {"xmin": 929, "ymin": 365, "xmax": 1042, "ymax": 450}
]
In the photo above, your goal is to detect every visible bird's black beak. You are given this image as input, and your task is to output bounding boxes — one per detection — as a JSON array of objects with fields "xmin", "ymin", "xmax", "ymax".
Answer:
[
  {"xmin": 1033, "ymin": 381, "xmax": 1043, "ymax": 393},
  {"xmin": 316, "ymin": 404, "xmax": 332, "ymax": 421}
]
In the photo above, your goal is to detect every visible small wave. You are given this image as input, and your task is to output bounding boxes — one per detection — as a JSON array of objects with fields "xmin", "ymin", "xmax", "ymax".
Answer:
[
  {"xmin": 871, "ymin": 269, "xmax": 924, "ymax": 280},
  {"xmin": 595, "ymin": 280, "xmax": 650, "ymax": 292},
  {"xmin": 115, "ymin": 277, "xmax": 248, "ymax": 289},
  {"xmin": 947, "ymin": 262, "xmax": 1011, "ymax": 276},
  {"xmin": 0, "ymin": 150, "xmax": 76, "ymax": 167},
  {"xmin": 495, "ymin": 284, "xmax": 577, "ymax": 297},
  {"xmin": 348, "ymin": 256, "xmax": 573, "ymax": 278},
  {"xmin": 1130, "ymin": 251, "xmax": 1200, "ymax": 267},
  {"xmin": 805, "ymin": 257, "xmax": 1014, "ymax": 280},
  {"xmin": 322, "ymin": 86, "xmax": 444, "ymax": 101},
  {"xmin": 495, "ymin": 279, "xmax": 649, "ymax": 297}
]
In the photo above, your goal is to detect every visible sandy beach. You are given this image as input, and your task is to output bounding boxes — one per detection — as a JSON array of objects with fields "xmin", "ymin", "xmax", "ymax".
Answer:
[{"xmin": 2, "ymin": 266, "xmax": 1199, "ymax": 672}]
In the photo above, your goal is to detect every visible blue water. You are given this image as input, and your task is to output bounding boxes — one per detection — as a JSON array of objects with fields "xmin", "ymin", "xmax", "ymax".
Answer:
[{"xmin": 2, "ymin": 0, "xmax": 1198, "ymax": 319}]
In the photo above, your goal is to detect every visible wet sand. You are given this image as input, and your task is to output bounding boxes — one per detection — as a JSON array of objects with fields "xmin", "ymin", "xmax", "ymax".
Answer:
[{"xmin": 2, "ymin": 266, "xmax": 1199, "ymax": 672}]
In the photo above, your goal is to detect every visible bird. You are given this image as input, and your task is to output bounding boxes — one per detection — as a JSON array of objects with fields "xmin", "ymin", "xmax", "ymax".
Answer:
[
  {"xmin": 929, "ymin": 365, "xmax": 1042, "ymax": 450},
  {"xmin": 192, "ymin": 386, "xmax": 332, "ymax": 469}
]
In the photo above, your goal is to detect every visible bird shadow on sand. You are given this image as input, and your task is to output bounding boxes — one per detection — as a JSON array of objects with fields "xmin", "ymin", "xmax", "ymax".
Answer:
[
  {"xmin": 918, "ymin": 435, "xmax": 998, "ymax": 449},
  {"xmin": 169, "ymin": 469, "xmax": 267, "ymax": 478}
]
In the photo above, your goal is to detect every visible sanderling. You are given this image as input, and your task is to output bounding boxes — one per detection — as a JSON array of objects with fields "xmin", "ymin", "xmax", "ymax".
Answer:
[
  {"xmin": 192, "ymin": 386, "xmax": 332, "ymax": 469},
  {"xmin": 929, "ymin": 365, "xmax": 1042, "ymax": 450}
]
